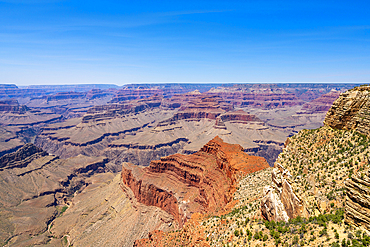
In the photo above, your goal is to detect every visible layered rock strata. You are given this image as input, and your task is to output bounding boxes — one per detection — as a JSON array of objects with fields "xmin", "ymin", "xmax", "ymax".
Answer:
[
  {"xmin": 345, "ymin": 169, "xmax": 370, "ymax": 229},
  {"xmin": 324, "ymin": 86, "xmax": 370, "ymax": 137},
  {"xmin": 122, "ymin": 136, "xmax": 270, "ymax": 227},
  {"xmin": 298, "ymin": 90, "xmax": 340, "ymax": 114},
  {"xmin": 260, "ymin": 185, "xmax": 289, "ymax": 223},
  {"xmin": 0, "ymin": 99, "xmax": 29, "ymax": 113}
]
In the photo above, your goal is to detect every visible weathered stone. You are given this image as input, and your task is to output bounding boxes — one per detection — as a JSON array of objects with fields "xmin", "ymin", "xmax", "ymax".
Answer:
[
  {"xmin": 324, "ymin": 86, "xmax": 370, "ymax": 137},
  {"xmin": 345, "ymin": 170, "xmax": 370, "ymax": 229},
  {"xmin": 122, "ymin": 136, "xmax": 270, "ymax": 227},
  {"xmin": 261, "ymin": 186, "xmax": 289, "ymax": 222},
  {"xmin": 261, "ymin": 162, "xmax": 309, "ymax": 221}
]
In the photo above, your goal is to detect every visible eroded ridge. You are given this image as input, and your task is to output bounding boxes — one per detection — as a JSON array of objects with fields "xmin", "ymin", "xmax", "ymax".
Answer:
[{"xmin": 121, "ymin": 136, "xmax": 270, "ymax": 227}]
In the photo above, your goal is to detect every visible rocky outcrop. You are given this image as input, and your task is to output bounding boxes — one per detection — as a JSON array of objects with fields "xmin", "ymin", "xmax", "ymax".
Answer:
[
  {"xmin": 261, "ymin": 186, "xmax": 289, "ymax": 222},
  {"xmin": 0, "ymin": 99, "xmax": 29, "ymax": 113},
  {"xmin": 122, "ymin": 136, "xmax": 269, "ymax": 226},
  {"xmin": 324, "ymin": 86, "xmax": 370, "ymax": 136},
  {"xmin": 261, "ymin": 162, "xmax": 310, "ymax": 222},
  {"xmin": 345, "ymin": 169, "xmax": 370, "ymax": 229}
]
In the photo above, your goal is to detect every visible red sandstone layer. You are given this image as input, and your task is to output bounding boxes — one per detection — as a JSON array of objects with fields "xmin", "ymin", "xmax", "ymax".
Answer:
[{"xmin": 121, "ymin": 136, "xmax": 269, "ymax": 227}]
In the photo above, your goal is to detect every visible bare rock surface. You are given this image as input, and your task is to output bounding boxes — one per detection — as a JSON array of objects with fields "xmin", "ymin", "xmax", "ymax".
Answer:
[
  {"xmin": 261, "ymin": 186, "xmax": 289, "ymax": 222},
  {"xmin": 122, "ymin": 136, "xmax": 270, "ymax": 227},
  {"xmin": 345, "ymin": 169, "xmax": 370, "ymax": 230},
  {"xmin": 324, "ymin": 85, "xmax": 370, "ymax": 136}
]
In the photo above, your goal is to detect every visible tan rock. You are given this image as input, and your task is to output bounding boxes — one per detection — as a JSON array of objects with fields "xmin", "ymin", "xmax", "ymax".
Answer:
[
  {"xmin": 324, "ymin": 86, "xmax": 370, "ymax": 137},
  {"xmin": 345, "ymin": 170, "xmax": 370, "ymax": 229},
  {"xmin": 261, "ymin": 186, "xmax": 289, "ymax": 222}
]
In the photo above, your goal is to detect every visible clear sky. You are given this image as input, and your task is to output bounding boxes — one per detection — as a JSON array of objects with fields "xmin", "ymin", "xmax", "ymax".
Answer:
[{"xmin": 0, "ymin": 0, "xmax": 369, "ymax": 85}]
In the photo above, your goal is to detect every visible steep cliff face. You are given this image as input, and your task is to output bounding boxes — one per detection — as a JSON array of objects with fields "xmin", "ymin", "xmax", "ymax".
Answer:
[
  {"xmin": 261, "ymin": 86, "xmax": 370, "ymax": 224},
  {"xmin": 324, "ymin": 86, "xmax": 370, "ymax": 136},
  {"xmin": 122, "ymin": 136, "xmax": 270, "ymax": 227},
  {"xmin": 261, "ymin": 161, "xmax": 310, "ymax": 222},
  {"xmin": 261, "ymin": 185, "xmax": 289, "ymax": 222},
  {"xmin": 345, "ymin": 169, "xmax": 370, "ymax": 229}
]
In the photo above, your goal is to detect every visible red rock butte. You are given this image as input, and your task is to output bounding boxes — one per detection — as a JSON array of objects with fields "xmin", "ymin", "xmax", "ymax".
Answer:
[{"xmin": 121, "ymin": 136, "xmax": 269, "ymax": 227}]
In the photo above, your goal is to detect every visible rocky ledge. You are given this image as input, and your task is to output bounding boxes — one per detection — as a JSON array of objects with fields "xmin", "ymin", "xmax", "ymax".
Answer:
[
  {"xmin": 261, "ymin": 161, "xmax": 310, "ymax": 222},
  {"xmin": 324, "ymin": 85, "xmax": 370, "ymax": 137}
]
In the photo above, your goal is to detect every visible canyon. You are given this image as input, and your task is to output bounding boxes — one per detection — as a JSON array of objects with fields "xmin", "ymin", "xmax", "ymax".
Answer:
[
  {"xmin": 32, "ymin": 84, "xmax": 353, "ymax": 169},
  {"xmin": 0, "ymin": 143, "xmax": 110, "ymax": 246},
  {"xmin": 1, "ymin": 83, "xmax": 369, "ymax": 246}
]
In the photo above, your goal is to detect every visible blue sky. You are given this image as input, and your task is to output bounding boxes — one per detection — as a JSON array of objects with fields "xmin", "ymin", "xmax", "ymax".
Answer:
[{"xmin": 0, "ymin": 0, "xmax": 369, "ymax": 85}]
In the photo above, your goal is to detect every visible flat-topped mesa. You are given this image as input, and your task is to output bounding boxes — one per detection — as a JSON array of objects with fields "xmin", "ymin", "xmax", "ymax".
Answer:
[
  {"xmin": 85, "ymin": 88, "xmax": 115, "ymax": 100},
  {"xmin": 170, "ymin": 95, "xmax": 233, "ymax": 121},
  {"xmin": 0, "ymin": 99, "xmax": 29, "ymax": 113},
  {"xmin": 109, "ymin": 88, "xmax": 165, "ymax": 103},
  {"xmin": 324, "ymin": 85, "xmax": 370, "ymax": 136},
  {"xmin": 207, "ymin": 88, "xmax": 305, "ymax": 109},
  {"xmin": 121, "ymin": 136, "xmax": 269, "ymax": 227},
  {"xmin": 214, "ymin": 110, "xmax": 262, "ymax": 129}
]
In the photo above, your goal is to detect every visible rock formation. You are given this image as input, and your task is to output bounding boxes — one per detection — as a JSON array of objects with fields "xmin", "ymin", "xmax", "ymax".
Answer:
[
  {"xmin": 260, "ymin": 185, "xmax": 289, "ymax": 222},
  {"xmin": 261, "ymin": 85, "xmax": 370, "ymax": 224},
  {"xmin": 0, "ymin": 99, "xmax": 28, "ymax": 113},
  {"xmin": 36, "ymin": 91, "xmax": 289, "ymax": 167},
  {"xmin": 122, "ymin": 136, "xmax": 270, "ymax": 226},
  {"xmin": 324, "ymin": 85, "xmax": 370, "ymax": 137},
  {"xmin": 299, "ymin": 90, "xmax": 340, "ymax": 114},
  {"xmin": 345, "ymin": 169, "xmax": 370, "ymax": 229},
  {"xmin": 261, "ymin": 161, "xmax": 310, "ymax": 222}
]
